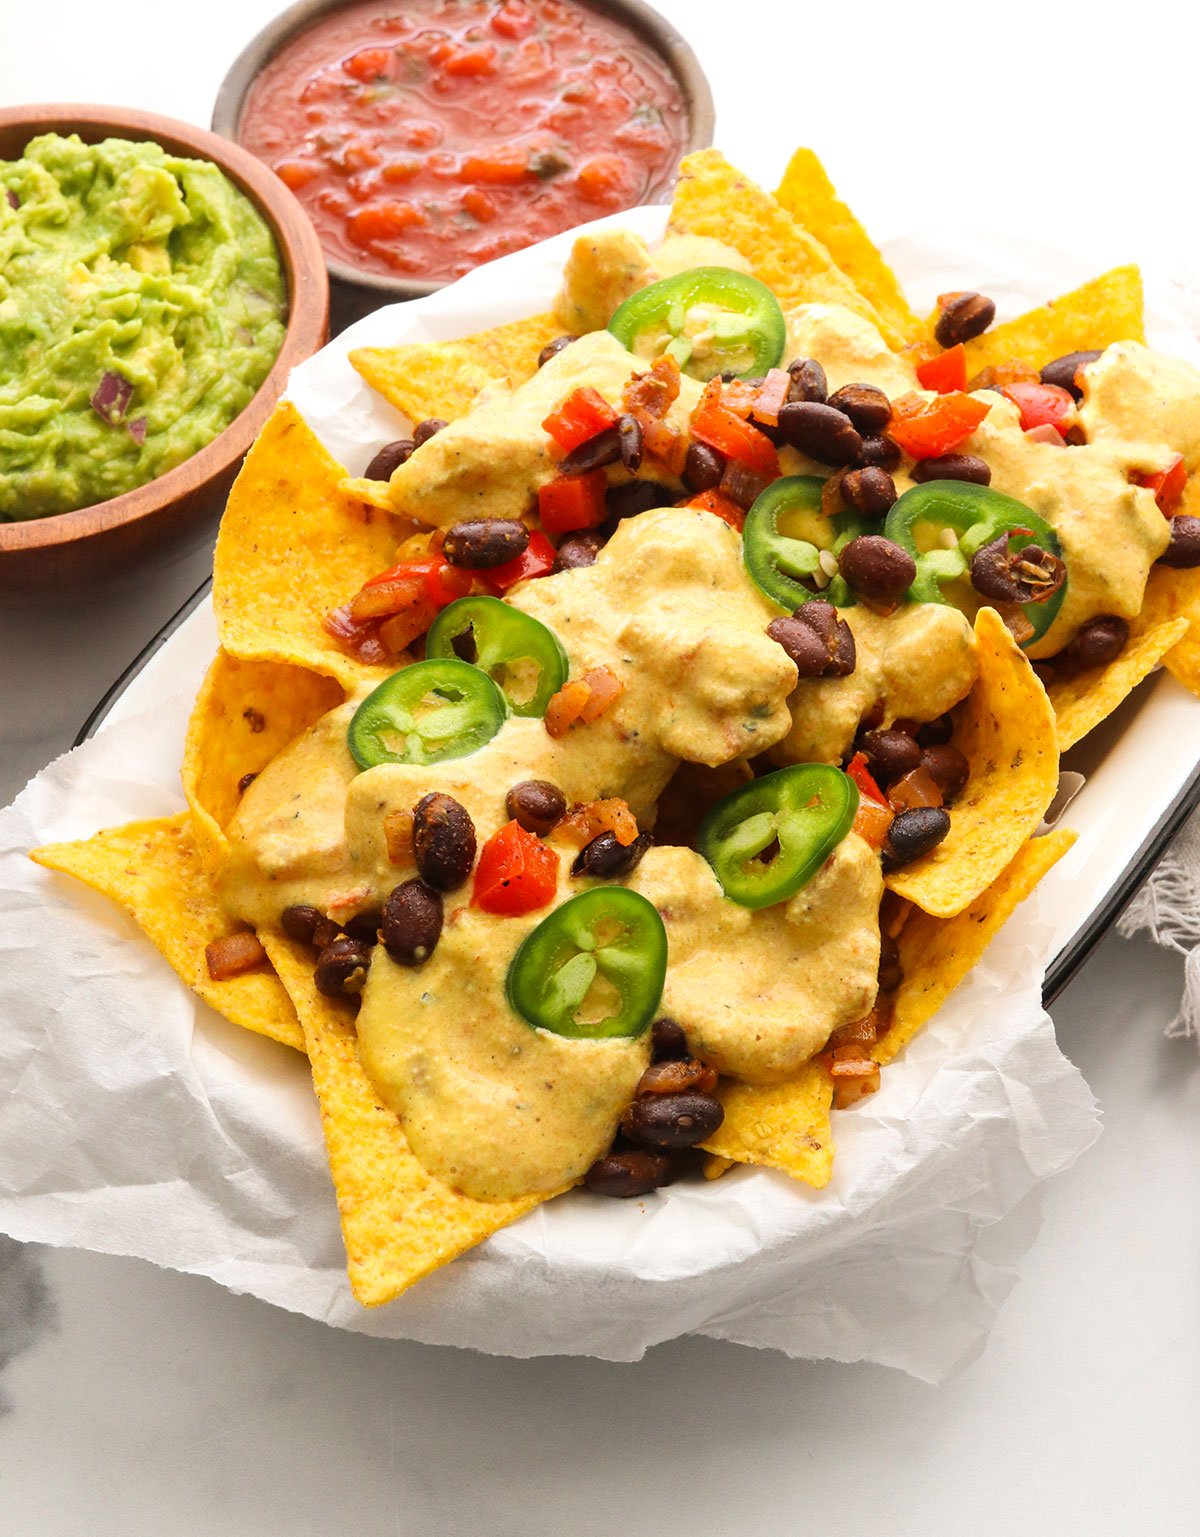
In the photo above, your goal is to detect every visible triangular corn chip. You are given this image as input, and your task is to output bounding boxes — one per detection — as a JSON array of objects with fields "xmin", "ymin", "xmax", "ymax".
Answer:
[
  {"xmin": 1049, "ymin": 617, "xmax": 1188, "ymax": 750},
  {"xmin": 700, "ymin": 1062, "xmax": 834, "ymax": 1187},
  {"xmin": 961, "ymin": 265, "xmax": 1145, "ymax": 378}
]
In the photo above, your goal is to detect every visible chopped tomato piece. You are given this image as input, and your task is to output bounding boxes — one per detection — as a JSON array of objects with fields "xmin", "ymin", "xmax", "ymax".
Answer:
[
  {"xmin": 638, "ymin": 416, "xmax": 687, "ymax": 475},
  {"xmin": 751, "ymin": 368, "xmax": 791, "ymax": 427},
  {"xmin": 967, "ymin": 359, "xmax": 1039, "ymax": 391},
  {"xmin": 887, "ymin": 765, "xmax": 943, "ymax": 812},
  {"xmin": 542, "ymin": 386, "xmax": 619, "ymax": 451},
  {"xmin": 1136, "ymin": 453, "xmax": 1188, "ymax": 514},
  {"xmin": 358, "ymin": 556, "xmax": 470, "ymax": 614},
  {"xmin": 205, "ymin": 932, "xmax": 266, "ymax": 981},
  {"xmin": 379, "ymin": 601, "xmax": 438, "ymax": 654},
  {"xmin": 578, "ymin": 665, "xmax": 624, "ymax": 722},
  {"xmin": 998, "ymin": 380, "xmax": 1075, "ymax": 438},
  {"xmin": 462, "ymin": 187, "xmax": 498, "ymax": 222},
  {"xmin": 342, "ymin": 47, "xmax": 392, "ymax": 83},
  {"xmin": 472, "ymin": 821, "xmax": 560, "ymax": 916},
  {"xmin": 846, "ymin": 752, "xmax": 889, "ymax": 807},
  {"xmin": 346, "ymin": 202, "xmax": 423, "ymax": 245},
  {"xmin": 851, "ymin": 799, "xmax": 893, "ymax": 850},
  {"xmin": 888, "ymin": 391, "xmax": 991, "ymax": 459},
  {"xmin": 622, "ymin": 355, "xmax": 681, "ymax": 420},
  {"xmin": 681, "ymin": 488, "xmax": 745, "ymax": 531},
  {"xmin": 538, "ymin": 469, "xmax": 608, "ymax": 536},
  {"xmin": 480, "ymin": 531, "xmax": 556, "ymax": 593},
  {"xmin": 830, "ymin": 1059, "xmax": 882, "ymax": 1108},
  {"xmin": 719, "ymin": 379, "xmax": 758, "ymax": 419},
  {"xmin": 915, "ymin": 344, "xmax": 967, "ymax": 394},
  {"xmin": 439, "ymin": 43, "xmax": 497, "ymax": 76},
  {"xmin": 275, "ymin": 160, "xmax": 319, "ymax": 192},
  {"xmin": 545, "ymin": 679, "xmax": 591, "ymax": 739},
  {"xmin": 690, "ymin": 379, "xmax": 780, "ymax": 476},
  {"xmin": 491, "ymin": 0, "xmax": 536, "ymax": 38},
  {"xmin": 460, "ymin": 147, "xmax": 530, "ymax": 184},
  {"xmin": 576, "ymin": 153, "xmax": 628, "ymax": 204},
  {"xmin": 558, "ymin": 798, "xmax": 640, "ymax": 848}
]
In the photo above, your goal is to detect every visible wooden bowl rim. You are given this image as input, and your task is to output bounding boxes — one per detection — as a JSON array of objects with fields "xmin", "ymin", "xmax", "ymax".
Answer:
[
  {"xmin": 211, "ymin": 0, "xmax": 717, "ymax": 302},
  {"xmin": 0, "ymin": 103, "xmax": 329, "ymax": 559}
]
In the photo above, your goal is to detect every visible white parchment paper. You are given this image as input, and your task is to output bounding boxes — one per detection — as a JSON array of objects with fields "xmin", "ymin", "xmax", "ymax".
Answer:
[{"xmin": 14, "ymin": 206, "xmax": 1196, "ymax": 1380}]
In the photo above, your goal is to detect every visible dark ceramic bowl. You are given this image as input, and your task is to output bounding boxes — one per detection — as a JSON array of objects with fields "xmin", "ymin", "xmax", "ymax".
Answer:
[
  {"xmin": 212, "ymin": 0, "xmax": 715, "ymax": 320},
  {"xmin": 0, "ymin": 104, "xmax": 329, "ymax": 594}
]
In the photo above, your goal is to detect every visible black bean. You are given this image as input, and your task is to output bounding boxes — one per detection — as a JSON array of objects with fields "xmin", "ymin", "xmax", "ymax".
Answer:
[
  {"xmin": 381, "ymin": 880, "xmax": 444, "ymax": 965},
  {"xmin": 795, "ymin": 599, "xmax": 857, "ymax": 676},
  {"xmin": 605, "ymin": 479, "xmax": 671, "ymax": 521},
  {"xmin": 934, "ymin": 292, "xmax": 996, "ymax": 348},
  {"xmin": 651, "ymin": 1018, "xmax": 690, "ymax": 1060},
  {"xmin": 572, "ymin": 829, "xmax": 651, "ymax": 879},
  {"xmin": 859, "ymin": 728, "xmax": 922, "ymax": 786},
  {"xmin": 915, "ymin": 714, "xmax": 955, "ymax": 747},
  {"xmin": 720, "ymin": 460, "xmax": 770, "ymax": 509},
  {"xmin": 921, "ymin": 744, "xmax": 970, "ymax": 802},
  {"xmin": 621, "ymin": 1091, "xmax": 724, "ymax": 1149},
  {"xmin": 636, "ymin": 1058, "xmax": 718, "ymax": 1096},
  {"xmin": 786, "ymin": 357, "xmax": 828, "ymax": 403},
  {"xmin": 538, "ymin": 334, "xmax": 576, "ymax": 367},
  {"xmin": 314, "ymin": 935, "xmax": 372, "ymax": 998},
  {"xmin": 1040, "ymin": 350, "xmax": 1102, "ymax": 402},
  {"xmin": 559, "ymin": 425, "xmax": 622, "ymax": 475},
  {"xmin": 882, "ymin": 808, "xmax": 951, "ymax": 871},
  {"xmin": 554, "ymin": 530, "xmax": 606, "ymax": 570},
  {"xmin": 878, "ymin": 931, "xmax": 903, "ymax": 993},
  {"xmin": 281, "ymin": 904, "xmax": 341, "ymax": 950},
  {"xmin": 506, "ymin": 780, "xmax": 567, "ymax": 837},
  {"xmin": 776, "ymin": 401, "xmax": 862, "ymax": 465},
  {"xmin": 363, "ymin": 439, "xmax": 414, "ymax": 480},
  {"xmin": 767, "ymin": 615, "xmax": 834, "ymax": 678},
  {"xmin": 683, "ymin": 441, "xmax": 725, "ymax": 493},
  {"xmin": 1159, "ymin": 516, "xmax": 1200, "ymax": 569},
  {"xmin": 443, "ymin": 518, "xmax": 529, "ymax": 569},
  {"xmin": 970, "ymin": 534, "xmax": 1065, "ymax": 605},
  {"xmin": 411, "ymin": 793, "xmax": 476, "ymax": 891},
  {"xmin": 412, "ymin": 417, "xmax": 448, "ymax": 448},
  {"xmin": 617, "ymin": 413, "xmax": 643, "ymax": 473},
  {"xmin": 857, "ymin": 435, "xmax": 902, "ymax": 471},
  {"xmin": 838, "ymin": 535, "xmax": 916, "ymax": 602},
  {"xmin": 841, "ymin": 466, "xmax": 896, "ymax": 518},
  {"xmin": 911, "ymin": 453, "xmax": 992, "ymax": 486},
  {"xmin": 1059, "ymin": 616, "xmax": 1129, "ymax": 673},
  {"xmin": 237, "ymin": 771, "xmax": 258, "ymax": 794},
  {"xmin": 828, "ymin": 382, "xmax": 891, "ymax": 435},
  {"xmin": 584, "ymin": 1148, "xmax": 676, "ymax": 1198}
]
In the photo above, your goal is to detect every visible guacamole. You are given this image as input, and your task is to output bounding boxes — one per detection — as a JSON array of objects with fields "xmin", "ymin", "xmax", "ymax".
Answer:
[{"xmin": 0, "ymin": 133, "xmax": 286, "ymax": 521}]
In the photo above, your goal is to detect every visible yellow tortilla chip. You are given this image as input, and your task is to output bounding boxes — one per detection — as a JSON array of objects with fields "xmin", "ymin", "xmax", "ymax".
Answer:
[
  {"xmin": 1049, "ymin": 617, "xmax": 1189, "ymax": 750},
  {"xmin": 961, "ymin": 265, "xmax": 1145, "ymax": 377},
  {"xmin": 700, "ymin": 1063, "xmax": 834, "ymax": 1188},
  {"xmin": 213, "ymin": 401, "xmax": 400, "ymax": 691},
  {"xmin": 667, "ymin": 149, "xmax": 896, "ymax": 345},
  {"xmin": 183, "ymin": 649, "xmax": 344, "ymax": 872},
  {"xmin": 262, "ymin": 932, "xmax": 551, "ymax": 1306},
  {"xmin": 886, "ymin": 606, "xmax": 1060, "ymax": 918},
  {"xmin": 1138, "ymin": 563, "xmax": 1200, "ymax": 697},
  {"xmin": 31, "ymin": 815, "xmax": 304, "ymax": 1053},
  {"xmin": 350, "ymin": 312, "xmax": 562, "ymax": 424},
  {"xmin": 876, "ymin": 829, "xmax": 1076, "ymax": 1065},
  {"xmin": 774, "ymin": 148, "xmax": 922, "ymax": 344}
]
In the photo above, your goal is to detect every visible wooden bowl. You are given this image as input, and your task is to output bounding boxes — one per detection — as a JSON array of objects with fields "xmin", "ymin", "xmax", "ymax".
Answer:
[
  {"xmin": 0, "ymin": 105, "xmax": 329, "ymax": 594},
  {"xmin": 212, "ymin": 0, "xmax": 715, "ymax": 316}
]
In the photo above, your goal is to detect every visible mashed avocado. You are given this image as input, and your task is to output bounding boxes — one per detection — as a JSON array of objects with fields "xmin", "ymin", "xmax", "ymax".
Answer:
[{"xmin": 0, "ymin": 133, "xmax": 286, "ymax": 520}]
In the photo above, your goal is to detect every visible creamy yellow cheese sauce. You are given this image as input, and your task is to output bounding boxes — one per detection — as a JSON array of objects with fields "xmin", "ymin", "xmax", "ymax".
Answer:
[{"xmin": 221, "ymin": 245, "xmax": 1200, "ymax": 1201}]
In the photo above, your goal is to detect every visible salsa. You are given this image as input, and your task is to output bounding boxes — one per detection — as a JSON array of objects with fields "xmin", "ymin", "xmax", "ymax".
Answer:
[{"xmin": 238, "ymin": 0, "xmax": 689, "ymax": 282}]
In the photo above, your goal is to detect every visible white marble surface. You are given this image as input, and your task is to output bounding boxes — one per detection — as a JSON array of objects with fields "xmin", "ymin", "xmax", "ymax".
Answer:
[{"xmin": 1, "ymin": 2, "xmax": 1199, "ymax": 1531}]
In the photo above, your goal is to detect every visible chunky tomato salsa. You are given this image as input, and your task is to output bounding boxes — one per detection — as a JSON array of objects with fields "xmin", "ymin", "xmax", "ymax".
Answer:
[{"xmin": 239, "ymin": 0, "xmax": 690, "ymax": 282}]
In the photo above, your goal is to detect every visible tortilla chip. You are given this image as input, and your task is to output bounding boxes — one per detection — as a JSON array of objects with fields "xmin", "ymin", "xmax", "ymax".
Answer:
[
  {"xmin": 213, "ymin": 401, "xmax": 400, "ymax": 691},
  {"xmin": 876, "ymin": 829, "xmax": 1076, "ymax": 1065},
  {"xmin": 667, "ymin": 149, "xmax": 897, "ymax": 345},
  {"xmin": 261, "ymin": 932, "xmax": 551, "ymax": 1306},
  {"xmin": 961, "ymin": 265, "xmax": 1145, "ymax": 377},
  {"xmin": 183, "ymin": 650, "xmax": 345, "ymax": 872},
  {"xmin": 350, "ymin": 312, "xmax": 562, "ymax": 424},
  {"xmin": 774, "ymin": 148, "xmax": 922, "ymax": 344},
  {"xmin": 31, "ymin": 815, "xmax": 305, "ymax": 1053},
  {"xmin": 1049, "ymin": 617, "xmax": 1189, "ymax": 750},
  {"xmin": 700, "ymin": 1062, "xmax": 834, "ymax": 1188},
  {"xmin": 1137, "ymin": 564, "xmax": 1200, "ymax": 697},
  {"xmin": 886, "ymin": 606, "xmax": 1060, "ymax": 918}
]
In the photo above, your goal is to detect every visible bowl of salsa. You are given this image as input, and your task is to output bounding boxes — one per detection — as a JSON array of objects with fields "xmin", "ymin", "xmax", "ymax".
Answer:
[{"xmin": 213, "ymin": 0, "xmax": 713, "ymax": 308}]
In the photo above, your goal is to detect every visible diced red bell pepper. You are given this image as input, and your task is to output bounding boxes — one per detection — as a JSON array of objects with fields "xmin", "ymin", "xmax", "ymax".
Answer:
[
  {"xmin": 888, "ymin": 391, "xmax": 991, "ymax": 459},
  {"xmin": 689, "ymin": 379, "xmax": 780, "ymax": 477},
  {"xmin": 998, "ymin": 380, "xmax": 1075, "ymax": 438},
  {"xmin": 480, "ymin": 531, "xmax": 557, "ymax": 593},
  {"xmin": 361, "ymin": 555, "xmax": 471, "ymax": 611},
  {"xmin": 538, "ymin": 469, "xmax": 607, "ymax": 536},
  {"xmin": 542, "ymin": 387, "xmax": 618, "ymax": 452},
  {"xmin": 472, "ymin": 821, "xmax": 560, "ymax": 916},
  {"xmin": 1136, "ymin": 453, "xmax": 1188, "ymax": 514},
  {"xmin": 915, "ymin": 344, "xmax": 967, "ymax": 395},
  {"xmin": 681, "ymin": 488, "xmax": 746, "ymax": 531},
  {"xmin": 846, "ymin": 752, "xmax": 889, "ymax": 807}
]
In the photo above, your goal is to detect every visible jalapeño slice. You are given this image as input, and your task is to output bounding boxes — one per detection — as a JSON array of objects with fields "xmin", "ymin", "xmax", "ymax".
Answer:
[
  {"xmin": 426, "ymin": 595, "xmax": 569, "ymax": 718},
  {"xmin": 697, "ymin": 764, "xmax": 859, "ymax": 909},
  {"xmin": 743, "ymin": 475, "xmax": 861, "ymax": 610},
  {"xmin": 883, "ymin": 480, "xmax": 1067, "ymax": 646},
  {"xmin": 347, "ymin": 658, "xmax": 506, "ymax": 770},
  {"xmin": 608, "ymin": 266, "xmax": 786, "ymax": 383},
  {"xmin": 506, "ymin": 888, "xmax": 667, "ymax": 1040}
]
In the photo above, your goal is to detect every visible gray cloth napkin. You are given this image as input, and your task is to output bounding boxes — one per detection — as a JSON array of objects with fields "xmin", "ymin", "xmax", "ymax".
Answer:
[{"xmin": 1119, "ymin": 809, "xmax": 1200, "ymax": 1039}]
